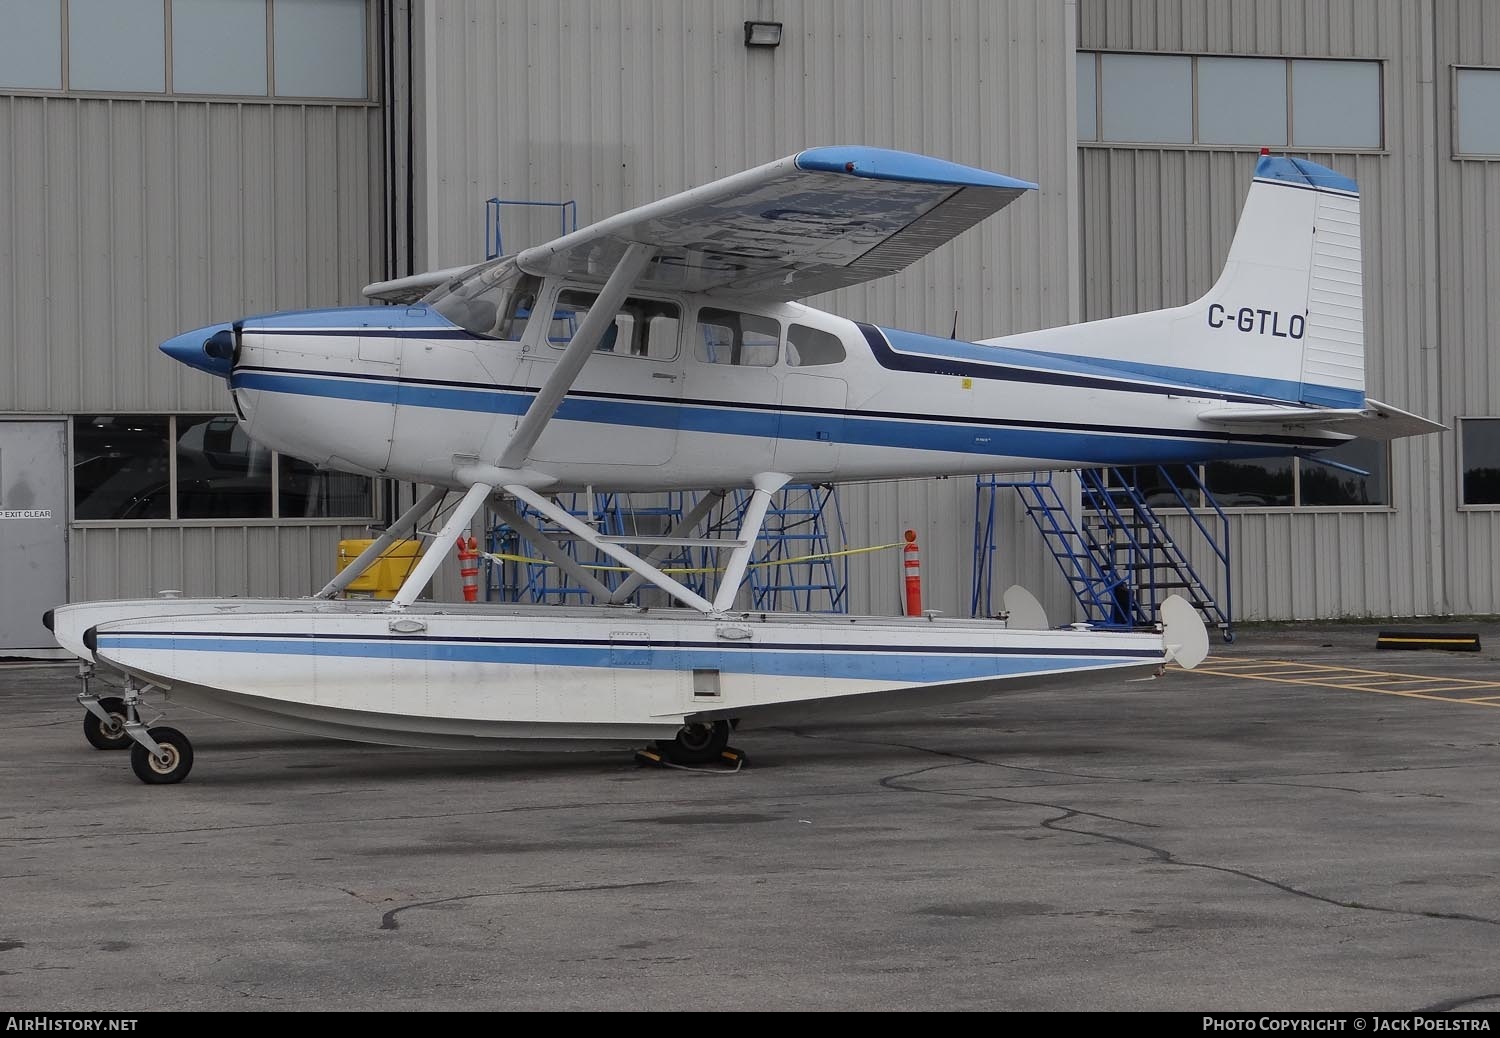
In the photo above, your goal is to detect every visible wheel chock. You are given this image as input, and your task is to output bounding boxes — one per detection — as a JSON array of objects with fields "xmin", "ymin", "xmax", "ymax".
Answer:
[
  {"xmin": 633, "ymin": 745, "xmax": 748, "ymax": 771},
  {"xmin": 1376, "ymin": 630, "xmax": 1481, "ymax": 652}
]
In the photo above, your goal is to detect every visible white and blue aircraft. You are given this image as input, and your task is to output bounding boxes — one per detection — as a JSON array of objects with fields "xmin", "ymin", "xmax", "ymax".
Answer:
[{"xmin": 50, "ymin": 146, "xmax": 1438, "ymax": 783}]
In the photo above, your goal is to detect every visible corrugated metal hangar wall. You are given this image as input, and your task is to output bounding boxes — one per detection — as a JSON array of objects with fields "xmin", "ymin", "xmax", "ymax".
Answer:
[
  {"xmin": 3, "ymin": 0, "xmax": 1497, "ymax": 628},
  {"xmin": 1076, "ymin": 0, "xmax": 1500, "ymax": 620},
  {"xmin": 0, "ymin": 91, "xmax": 384, "ymax": 602},
  {"xmin": 412, "ymin": 0, "xmax": 1085, "ymax": 621},
  {"xmin": 413, "ymin": 0, "xmax": 1500, "ymax": 622}
]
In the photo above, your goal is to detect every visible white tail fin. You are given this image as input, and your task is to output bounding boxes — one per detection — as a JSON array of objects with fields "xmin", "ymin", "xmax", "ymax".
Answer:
[{"xmin": 982, "ymin": 155, "xmax": 1366, "ymax": 409}]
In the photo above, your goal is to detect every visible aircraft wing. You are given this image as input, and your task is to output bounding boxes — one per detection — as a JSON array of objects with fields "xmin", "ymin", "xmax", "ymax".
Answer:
[
  {"xmin": 1198, "ymin": 399, "xmax": 1445, "ymax": 440},
  {"xmin": 363, "ymin": 265, "xmax": 479, "ymax": 304},
  {"xmin": 513, "ymin": 146, "xmax": 1036, "ymax": 301}
]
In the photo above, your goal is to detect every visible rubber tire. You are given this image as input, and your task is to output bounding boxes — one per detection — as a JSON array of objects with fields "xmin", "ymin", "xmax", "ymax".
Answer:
[
  {"xmin": 83, "ymin": 697, "xmax": 131, "ymax": 751},
  {"xmin": 663, "ymin": 721, "xmax": 731, "ymax": 765},
  {"xmin": 129, "ymin": 726, "xmax": 194, "ymax": 785}
]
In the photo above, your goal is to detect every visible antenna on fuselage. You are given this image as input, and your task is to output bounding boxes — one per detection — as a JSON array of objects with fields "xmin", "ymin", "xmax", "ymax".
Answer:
[{"xmin": 950, "ymin": 310, "xmax": 959, "ymax": 339}]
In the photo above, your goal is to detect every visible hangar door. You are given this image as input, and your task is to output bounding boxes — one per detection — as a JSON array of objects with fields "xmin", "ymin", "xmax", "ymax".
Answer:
[{"xmin": 0, "ymin": 421, "xmax": 68, "ymax": 653}]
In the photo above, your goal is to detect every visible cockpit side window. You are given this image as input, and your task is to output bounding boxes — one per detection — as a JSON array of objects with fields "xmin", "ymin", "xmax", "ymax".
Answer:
[
  {"xmin": 550, "ymin": 290, "xmax": 681, "ymax": 360},
  {"xmin": 423, "ymin": 258, "xmax": 541, "ymax": 341},
  {"xmin": 695, "ymin": 308, "xmax": 780, "ymax": 367}
]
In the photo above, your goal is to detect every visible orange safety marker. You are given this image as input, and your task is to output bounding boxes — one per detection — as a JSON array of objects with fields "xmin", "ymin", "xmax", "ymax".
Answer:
[
  {"xmin": 903, "ymin": 529, "xmax": 922, "ymax": 617},
  {"xmin": 457, "ymin": 534, "xmax": 480, "ymax": 602}
]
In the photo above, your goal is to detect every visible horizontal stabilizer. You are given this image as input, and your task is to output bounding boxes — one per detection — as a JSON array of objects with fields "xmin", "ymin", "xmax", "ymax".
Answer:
[
  {"xmin": 1198, "ymin": 398, "xmax": 1445, "ymax": 441},
  {"xmin": 363, "ymin": 265, "xmax": 478, "ymax": 304}
]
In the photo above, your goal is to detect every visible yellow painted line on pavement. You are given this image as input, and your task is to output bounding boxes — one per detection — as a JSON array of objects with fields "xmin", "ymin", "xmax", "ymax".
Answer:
[{"xmin": 1184, "ymin": 657, "xmax": 1500, "ymax": 708}]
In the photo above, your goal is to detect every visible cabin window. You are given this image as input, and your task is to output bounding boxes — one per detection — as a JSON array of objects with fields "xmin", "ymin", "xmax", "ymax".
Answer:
[
  {"xmin": 550, "ymin": 291, "xmax": 681, "ymax": 360},
  {"xmin": 424, "ymin": 259, "xmax": 541, "ymax": 341},
  {"xmin": 696, "ymin": 308, "xmax": 780, "ymax": 367},
  {"xmin": 72, "ymin": 414, "xmax": 373, "ymax": 522},
  {"xmin": 786, "ymin": 325, "xmax": 846, "ymax": 367}
]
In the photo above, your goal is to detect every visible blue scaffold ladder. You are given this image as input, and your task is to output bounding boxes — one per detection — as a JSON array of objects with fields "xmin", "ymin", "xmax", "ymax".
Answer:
[
  {"xmin": 1076, "ymin": 466, "xmax": 1233, "ymax": 641},
  {"xmin": 703, "ymin": 484, "xmax": 850, "ymax": 614},
  {"xmin": 972, "ymin": 467, "xmax": 1233, "ymax": 640},
  {"xmin": 973, "ymin": 472, "xmax": 1141, "ymax": 625},
  {"xmin": 484, "ymin": 492, "xmax": 704, "ymax": 605}
]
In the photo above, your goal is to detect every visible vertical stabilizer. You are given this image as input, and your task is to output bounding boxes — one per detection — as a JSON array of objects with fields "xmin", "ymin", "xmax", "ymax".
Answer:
[{"xmin": 981, "ymin": 155, "xmax": 1366, "ymax": 409}]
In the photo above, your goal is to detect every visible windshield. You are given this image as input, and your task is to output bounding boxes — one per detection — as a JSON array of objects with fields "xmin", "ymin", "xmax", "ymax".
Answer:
[{"xmin": 422, "ymin": 258, "xmax": 542, "ymax": 340}]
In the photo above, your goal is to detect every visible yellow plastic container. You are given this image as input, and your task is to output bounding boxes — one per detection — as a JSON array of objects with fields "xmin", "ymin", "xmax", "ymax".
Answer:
[{"xmin": 336, "ymin": 539, "xmax": 423, "ymax": 600}]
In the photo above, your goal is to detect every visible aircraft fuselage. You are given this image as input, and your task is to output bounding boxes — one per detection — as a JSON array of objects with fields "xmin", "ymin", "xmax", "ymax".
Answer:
[{"xmin": 170, "ymin": 284, "xmax": 1344, "ymax": 493}]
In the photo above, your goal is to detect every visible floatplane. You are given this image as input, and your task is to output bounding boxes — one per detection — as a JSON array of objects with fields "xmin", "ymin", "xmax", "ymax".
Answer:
[{"xmin": 49, "ymin": 147, "xmax": 1438, "ymax": 783}]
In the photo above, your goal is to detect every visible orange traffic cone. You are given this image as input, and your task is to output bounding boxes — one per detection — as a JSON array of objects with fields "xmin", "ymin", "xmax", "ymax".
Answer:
[
  {"xmin": 903, "ymin": 529, "xmax": 922, "ymax": 617},
  {"xmin": 457, "ymin": 535, "xmax": 480, "ymax": 602}
]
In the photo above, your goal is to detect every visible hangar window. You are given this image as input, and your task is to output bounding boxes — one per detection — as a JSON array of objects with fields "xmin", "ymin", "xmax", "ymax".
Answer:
[
  {"xmin": 1101, "ymin": 440, "xmax": 1390, "ymax": 511},
  {"xmin": 1204, "ymin": 456, "xmax": 1295, "ymax": 508},
  {"xmin": 1097, "ymin": 54, "xmax": 1193, "ymax": 144},
  {"xmin": 69, "ymin": 0, "xmax": 166, "ymax": 93},
  {"xmin": 1459, "ymin": 419, "xmax": 1500, "ymax": 507},
  {"xmin": 1076, "ymin": 50, "xmax": 1097, "ymax": 141},
  {"xmin": 1203, "ymin": 442, "xmax": 1389, "ymax": 508},
  {"xmin": 72, "ymin": 415, "xmax": 373, "ymax": 522},
  {"xmin": 0, "ymin": 0, "xmax": 62, "ymax": 90},
  {"xmin": 1454, "ymin": 68, "xmax": 1500, "ymax": 158},
  {"xmin": 272, "ymin": 0, "xmax": 367, "ymax": 99},
  {"xmin": 696, "ymin": 309, "xmax": 781, "ymax": 367},
  {"xmin": 1198, "ymin": 57, "xmax": 1286, "ymax": 147},
  {"xmin": 1291, "ymin": 60, "xmax": 1382, "ymax": 150},
  {"xmin": 173, "ymin": 0, "xmax": 269, "ymax": 96},
  {"xmin": 1298, "ymin": 438, "xmax": 1389, "ymax": 507},
  {"xmin": 0, "ymin": 0, "xmax": 368, "ymax": 101},
  {"xmin": 1078, "ymin": 52, "xmax": 1382, "ymax": 151}
]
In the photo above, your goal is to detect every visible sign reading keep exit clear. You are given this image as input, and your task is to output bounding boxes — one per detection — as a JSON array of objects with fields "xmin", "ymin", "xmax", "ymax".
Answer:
[{"xmin": 2, "ymin": 509, "xmax": 53, "ymax": 520}]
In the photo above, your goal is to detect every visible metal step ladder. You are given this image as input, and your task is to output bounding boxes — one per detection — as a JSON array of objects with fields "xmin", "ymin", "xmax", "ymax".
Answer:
[
  {"xmin": 1076, "ymin": 467, "xmax": 1233, "ymax": 641},
  {"xmin": 973, "ymin": 472, "xmax": 1142, "ymax": 625},
  {"xmin": 972, "ymin": 468, "xmax": 1233, "ymax": 640}
]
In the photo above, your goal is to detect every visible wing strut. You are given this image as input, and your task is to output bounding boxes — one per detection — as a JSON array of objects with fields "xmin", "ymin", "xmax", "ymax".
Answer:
[
  {"xmin": 606, "ymin": 490, "xmax": 727, "ymax": 604},
  {"xmin": 314, "ymin": 485, "xmax": 448, "ymax": 600},
  {"xmin": 491, "ymin": 498, "xmax": 617, "ymax": 603},
  {"xmin": 711, "ymin": 473, "xmax": 791, "ymax": 612},
  {"xmin": 493, "ymin": 477, "xmax": 788, "ymax": 614},
  {"xmin": 388, "ymin": 482, "xmax": 495, "ymax": 610},
  {"xmin": 498, "ymin": 242, "xmax": 657, "ymax": 471},
  {"xmin": 503, "ymin": 483, "xmax": 716, "ymax": 613}
]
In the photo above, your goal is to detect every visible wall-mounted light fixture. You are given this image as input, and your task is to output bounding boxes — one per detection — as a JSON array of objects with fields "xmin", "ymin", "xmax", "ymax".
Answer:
[{"xmin": 743, "ymin": 21, "xmax": 783, "ymax": 48}]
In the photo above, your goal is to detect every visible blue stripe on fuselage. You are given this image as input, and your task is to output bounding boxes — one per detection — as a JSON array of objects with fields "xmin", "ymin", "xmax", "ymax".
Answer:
[
  {"xmin": 96, "ymin": 633, "xmax": 1158, "ymax": 682},
  {"xmin": 229, "ymin": 367, "xmax": 1340, "ymax": 462},
  {"xmin": 866, "ymin": 325, "xmax": 1366, "ymax": 410}
]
